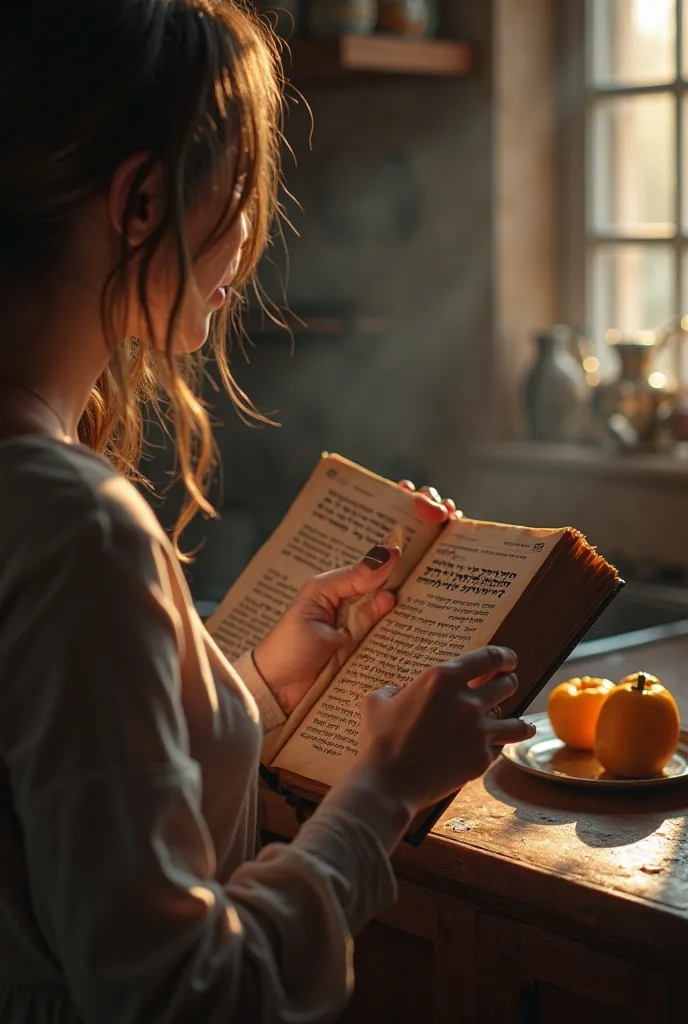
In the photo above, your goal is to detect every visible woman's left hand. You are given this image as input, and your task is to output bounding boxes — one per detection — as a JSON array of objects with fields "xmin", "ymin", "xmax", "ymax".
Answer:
[{"xmin": 253, "ymin": 482, "xmax": 458, "ymax": 716}]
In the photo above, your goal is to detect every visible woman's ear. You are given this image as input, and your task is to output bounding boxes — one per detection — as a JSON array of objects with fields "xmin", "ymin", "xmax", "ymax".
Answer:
[{"xmin": 108, "ymin": 153, "xmax": 165, "ymax": 246}]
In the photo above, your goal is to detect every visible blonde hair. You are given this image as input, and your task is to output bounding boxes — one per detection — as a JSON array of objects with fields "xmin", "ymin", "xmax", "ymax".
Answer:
[{"xmin": 0, "ymin": 0, "xmax": 283, "ymax": 557}]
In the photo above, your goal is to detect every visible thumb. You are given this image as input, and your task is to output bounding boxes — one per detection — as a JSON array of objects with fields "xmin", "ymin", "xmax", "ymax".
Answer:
[
  {"xmin": 360, "ymin": 588, "xmax": 397, "ymax": 627},
  {"xmin": 308, "ymin": 545, "xmax": 401, "ymax": 604}
]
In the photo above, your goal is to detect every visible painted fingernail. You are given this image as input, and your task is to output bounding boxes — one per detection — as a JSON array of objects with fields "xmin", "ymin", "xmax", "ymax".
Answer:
[
  {"xmin": 363, "ymin": 545, "xmax": 392, "ymax": 570},
  {"xmin": 422, "ymin": 486, "xmax": 442, "ymax": 503}
]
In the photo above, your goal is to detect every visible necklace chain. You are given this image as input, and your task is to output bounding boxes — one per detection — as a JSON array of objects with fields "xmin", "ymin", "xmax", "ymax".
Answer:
[{"xmin": 0, "ymin": 376, "xmax": 68, "ymax": 435}]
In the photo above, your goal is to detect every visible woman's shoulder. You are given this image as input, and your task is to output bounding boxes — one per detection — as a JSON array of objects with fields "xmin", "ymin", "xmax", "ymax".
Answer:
[{"xmin": 0, "ymin": 434, "xmax": 167, "ymax": 560}]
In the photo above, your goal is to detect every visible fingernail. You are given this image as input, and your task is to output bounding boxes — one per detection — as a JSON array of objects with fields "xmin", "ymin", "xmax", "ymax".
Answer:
[
  {"xmin": 527, "ymin": 722, "xmax": 537, "ymax": 736},
  {"xmin": 422, "ymin": 486, "xmax": 442, "ymax": 503},
  {"xmin": 363, "ymin": 545, "xmax": 392, "ymax": 570}
]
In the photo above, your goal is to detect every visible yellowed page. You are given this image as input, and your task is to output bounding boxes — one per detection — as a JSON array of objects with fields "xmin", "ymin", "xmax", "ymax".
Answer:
[
  {"xmin": 207, "ymin": 454, "xmax": 443, "ymax": 755},
  {"xmin": 272, "ymin": 519, "xmax": 564, "ymax": 786}
]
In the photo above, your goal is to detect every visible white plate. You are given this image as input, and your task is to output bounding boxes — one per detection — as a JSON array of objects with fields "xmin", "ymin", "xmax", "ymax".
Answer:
[{"xmin": 501, "ymin": 712, "xmax": 688, "ymax": 790}]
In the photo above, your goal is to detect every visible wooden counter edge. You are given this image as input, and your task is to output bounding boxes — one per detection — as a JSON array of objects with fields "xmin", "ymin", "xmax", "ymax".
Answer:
[{"xmin": 259, "ymin": 788, "xmax": 688, "ymax": 958}]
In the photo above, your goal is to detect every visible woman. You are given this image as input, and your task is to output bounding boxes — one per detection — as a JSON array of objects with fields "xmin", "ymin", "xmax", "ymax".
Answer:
[{"xmin": 0, "ymin": 2, "xmax": 535, "ymax": 1021}]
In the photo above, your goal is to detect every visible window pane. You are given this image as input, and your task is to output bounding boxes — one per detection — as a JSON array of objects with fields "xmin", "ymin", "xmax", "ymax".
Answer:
[
  {"xmin": 589, "ymin": 244, "xmax": 674, "ymax": 373},
  {"xmin": 589, "ymin": 0, "xmax": 676, "ymax": 86},
  {"xmin": 682, "ymin": 99, "xmax": 688, "ymax": 231},
  {"xmin": 683, "ymin": 4, "xmax": 688, "ymax": 78},
  {"xmin": 680, "ymin": 253, "xmax": 688, "ymax": 379},
  {"xmin": 589, "ymin": 94, "xmax": 676, "ymax": 236}
]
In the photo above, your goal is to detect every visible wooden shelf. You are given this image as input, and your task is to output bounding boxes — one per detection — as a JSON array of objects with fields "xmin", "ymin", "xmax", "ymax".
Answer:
[{"xmin": 284, "ymin": 35, "xmax": 475, "ymax": 81}]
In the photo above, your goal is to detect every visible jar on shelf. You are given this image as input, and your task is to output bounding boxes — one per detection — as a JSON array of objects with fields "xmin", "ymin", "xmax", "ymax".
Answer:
[
  {"xmin": 307, "ymin": 0, "xmax": 378, "ymax": 37},
  {"xmin": 378, "ymin": 0, "xmax": 438, "ymax": 38},
  {"xmin": 254, "ymin": 0, "xmax": 300, "ymax": 38}
]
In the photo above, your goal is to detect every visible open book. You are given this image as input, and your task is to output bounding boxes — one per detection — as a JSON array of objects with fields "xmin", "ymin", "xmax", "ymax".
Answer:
[{"xmin": 208, "ymin": 454, "xmax": 622, "ymax": 843}]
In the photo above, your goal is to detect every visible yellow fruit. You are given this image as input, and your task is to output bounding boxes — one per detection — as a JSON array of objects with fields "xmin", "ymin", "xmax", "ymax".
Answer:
[
  {"xmin": 594, "ymin": 672, "xmax": 680, "ymax": 777},
  {"xmin": 548, "ymin": 676, "xmax": 616, "ymax": 750}
]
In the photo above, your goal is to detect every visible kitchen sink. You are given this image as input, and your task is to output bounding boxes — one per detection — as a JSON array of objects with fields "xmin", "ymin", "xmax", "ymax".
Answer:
[{"xmin": 571, "ymin": 580, "xmax": 688, "ymax": 659}]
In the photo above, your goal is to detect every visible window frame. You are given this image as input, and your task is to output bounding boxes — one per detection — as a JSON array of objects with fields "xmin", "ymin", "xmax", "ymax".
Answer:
[{"xmin": 557, "ymin": 0, "xmax": 687, "ymax": 362}]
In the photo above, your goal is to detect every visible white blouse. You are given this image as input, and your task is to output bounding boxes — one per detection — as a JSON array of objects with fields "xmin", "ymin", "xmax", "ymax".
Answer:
[{"xmin": 0, "ymin": 436, "xmax": 407, "ymax": 1023}]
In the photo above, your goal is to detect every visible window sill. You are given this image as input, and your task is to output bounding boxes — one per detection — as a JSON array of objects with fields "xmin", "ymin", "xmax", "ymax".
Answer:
[{"xmin": 466, "ymin": 441, "xmax": 688, "ymax": 487}]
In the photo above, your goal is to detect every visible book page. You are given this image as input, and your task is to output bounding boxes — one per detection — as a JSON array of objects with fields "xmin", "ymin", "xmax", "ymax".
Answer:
[
  {"xmin": 207, "ymin": 453, "xmax": 442, "ymax": 662},
  {"xmin": 272, "ymin": 519, "xmax": 564, "ymax": 786}
]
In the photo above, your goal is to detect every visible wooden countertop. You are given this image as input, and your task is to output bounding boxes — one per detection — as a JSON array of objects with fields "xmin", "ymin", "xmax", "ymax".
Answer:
[{"xmin": 390, "ymin": 634, "xmax": 688, "ymax": 957}]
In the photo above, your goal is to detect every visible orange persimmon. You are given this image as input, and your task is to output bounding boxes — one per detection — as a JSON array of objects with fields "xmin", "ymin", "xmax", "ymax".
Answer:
[
  {"xmin": 548, "ymin": 676, "xmax": 616, "ymax": 750},
  {"xmin": 594, "ymin": 672, "xmax": 680, "ymax": 778}
]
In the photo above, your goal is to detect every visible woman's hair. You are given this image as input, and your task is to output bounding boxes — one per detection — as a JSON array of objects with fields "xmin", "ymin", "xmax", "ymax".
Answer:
[{"xmin": 0, "ymin": 0, "xmax": 283, "ymax": 554}]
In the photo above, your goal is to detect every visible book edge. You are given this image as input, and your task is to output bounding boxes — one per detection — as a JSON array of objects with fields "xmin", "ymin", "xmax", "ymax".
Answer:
[{"xmin": 264, "ymin": 578, "xmax": 626, "ymax": 844}]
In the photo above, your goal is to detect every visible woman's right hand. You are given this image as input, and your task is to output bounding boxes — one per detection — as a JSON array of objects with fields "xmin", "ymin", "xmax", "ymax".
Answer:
[{"xmin": 355, "ymin": 646, "xmax": 536, "ymax": 815}]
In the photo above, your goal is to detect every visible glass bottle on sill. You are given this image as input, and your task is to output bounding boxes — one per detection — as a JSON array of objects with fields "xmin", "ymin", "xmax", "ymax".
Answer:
[{"xmin": 592, "ymin": 339, "xmax": 673, "ymax": 452}]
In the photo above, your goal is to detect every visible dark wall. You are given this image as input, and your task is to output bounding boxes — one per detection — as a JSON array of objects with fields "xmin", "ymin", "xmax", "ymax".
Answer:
[{"xmin": 149, "ymin": 1, "xmax": 497, "ymax": 602}]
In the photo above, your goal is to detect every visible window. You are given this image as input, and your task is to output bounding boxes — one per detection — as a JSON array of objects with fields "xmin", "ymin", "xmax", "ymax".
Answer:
[{"xmin": 578, "ymin": 1, "xmax": 688, "ymax": 378}]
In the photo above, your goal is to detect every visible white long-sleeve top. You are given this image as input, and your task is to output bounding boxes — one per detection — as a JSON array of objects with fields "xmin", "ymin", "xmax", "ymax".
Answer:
[{"xmin": 0, "ymin": 435, "xmax": 406, "ymax": 1024}]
